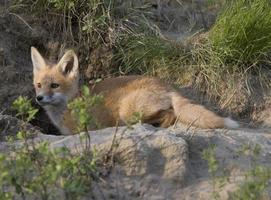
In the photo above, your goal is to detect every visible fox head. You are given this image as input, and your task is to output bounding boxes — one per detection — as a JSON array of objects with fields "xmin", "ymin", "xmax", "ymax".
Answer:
[{"xmin": 31, "ymin": 47, "xmax": 79, "ymax": 107}]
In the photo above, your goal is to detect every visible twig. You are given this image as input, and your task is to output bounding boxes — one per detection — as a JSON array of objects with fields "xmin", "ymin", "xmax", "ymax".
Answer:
[
  {"xmin": 221, "ymin": 88, "xmax": 237, "ymax": 109},
  {"xmin": 8, "ymin": 12, "xmax": 33, "ymax": 31},
  {"xmin": 105, "ymin": 120, "xmax": 119, "ymax": 165},
  {"xmin": 185, "ymin": 117, "xmax": 200, "ymax": 132}
]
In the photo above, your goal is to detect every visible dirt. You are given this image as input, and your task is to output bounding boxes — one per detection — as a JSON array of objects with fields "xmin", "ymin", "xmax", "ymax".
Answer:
[
  {"xmin": 0, "ymin": 9, "xmax": 60, "ymax": 134},
  {"xmin": 121, "ymin": 0, "xmax": 218, "ymax": 35}
]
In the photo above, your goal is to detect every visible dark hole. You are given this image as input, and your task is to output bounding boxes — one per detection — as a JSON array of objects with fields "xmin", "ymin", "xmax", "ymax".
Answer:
[
  {"xmin": 151, "ymin": 4, "xmax": 158, "ymax": 9},
  {"xmin": 30, "ymin": 108, "xmax": 61, "ymax": 135},
  {"xmin": 151, "ymin": 122, "xmax": 160, "ymax": 127}
]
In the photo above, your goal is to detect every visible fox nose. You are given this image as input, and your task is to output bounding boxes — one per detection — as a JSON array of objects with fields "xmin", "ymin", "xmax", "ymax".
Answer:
[{"xmin": 36, "ymin": 95, "xmax": 44, "ymax": 102}]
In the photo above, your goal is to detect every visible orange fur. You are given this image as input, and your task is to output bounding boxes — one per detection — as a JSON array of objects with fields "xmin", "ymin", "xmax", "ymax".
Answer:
[
  {"xmin": 31, "ymin": 47, "xmax": 239, "ymax": 135},
  {"xmin": 90, "ymin": 76, "xmax": 228, "ymax": 129}
]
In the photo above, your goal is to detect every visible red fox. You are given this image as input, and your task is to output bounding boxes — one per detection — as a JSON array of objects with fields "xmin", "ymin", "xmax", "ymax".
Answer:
[{"xmin": 31, "ymin": 47, "xmax": 239, "ymax": 135}]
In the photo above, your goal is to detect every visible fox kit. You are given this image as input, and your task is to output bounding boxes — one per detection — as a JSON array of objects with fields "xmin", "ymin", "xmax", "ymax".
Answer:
[{"xmin": 31, "ymin": 47, "xmax": 239, "ymax": 135}]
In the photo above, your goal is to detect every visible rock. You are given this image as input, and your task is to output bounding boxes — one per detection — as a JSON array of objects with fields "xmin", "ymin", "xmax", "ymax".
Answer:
[
  {"xmin": 171, "ymin": 126, "xmax": 271, "ymax": 199},
  {"xmin": 42, "ymin": 124, "xmax": 189, "ymax": 182},
  {"xmin": 1, "ymin": 124, "xmax": 271, "ymax": 199}
]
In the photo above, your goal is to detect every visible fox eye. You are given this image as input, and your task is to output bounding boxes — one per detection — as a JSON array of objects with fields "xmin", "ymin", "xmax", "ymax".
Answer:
[
  {"xmin": 37, "ymin": 83, "xmax": 41, "ymax": 88},
  {"xmin": 51, "ymin": 83, "xmax": 60, "ymax": 89}
]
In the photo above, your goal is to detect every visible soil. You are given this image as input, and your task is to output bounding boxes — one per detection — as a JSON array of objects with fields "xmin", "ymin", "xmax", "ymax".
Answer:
[{"xmin": 0, "ymin": 9, "xmax": 60, "ymax": 134}]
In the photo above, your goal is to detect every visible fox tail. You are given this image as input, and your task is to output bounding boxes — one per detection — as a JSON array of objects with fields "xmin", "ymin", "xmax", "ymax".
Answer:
[{"xmin": 171, "ymin": 93, "xmax": 239, "ymax": 129}]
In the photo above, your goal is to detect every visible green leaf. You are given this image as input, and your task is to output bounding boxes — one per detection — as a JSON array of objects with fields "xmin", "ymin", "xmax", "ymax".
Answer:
[
  {"xmin": 81, "ymin": 85, "xmax": 90, "ymax": 96},
  {"xmin": 16, "ymin": 131, "xmax": 25, "ymax": 140}
]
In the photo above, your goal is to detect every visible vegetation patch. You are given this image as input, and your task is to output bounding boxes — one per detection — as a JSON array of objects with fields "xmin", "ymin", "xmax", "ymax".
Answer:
[
  {"xmin": 209, "ymin": 0, "xmax": 271, "ymax": 67},
  {"xmin": 0, "ymin": 141, "xmax": 97, "ymax": 200},
  {"xmin": 114, "ymin": 32, "xmax": 193, "ymax": 84},
  {"xmin": 203, "ymin": 144, "xmax": 271, "ymax": 200},
  {"xmin": 186, "ymin": 0, "xmax": 271, "ymax": 117},
  {"xmin": 0, "ymin": 91, "xmax": 106, "ymax": 200},
  {"xmin": 7, "ymin": 0, "xmax": 271, "ymax": 121}
]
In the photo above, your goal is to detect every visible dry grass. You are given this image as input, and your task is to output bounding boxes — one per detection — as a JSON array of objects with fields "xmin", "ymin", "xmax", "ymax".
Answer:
[{"xmin": 9, "ymin": 0, "xmax": 271, "ymax": 120}]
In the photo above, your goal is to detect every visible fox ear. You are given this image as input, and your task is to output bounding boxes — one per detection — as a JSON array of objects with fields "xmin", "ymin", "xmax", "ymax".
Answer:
[
  {"xmin": 57, "ymin": 50, "xmax": 79, "ymax": 78},
  {"xmin": 31, "ymin": 47, "xmax": 46, "ymax": 73}
]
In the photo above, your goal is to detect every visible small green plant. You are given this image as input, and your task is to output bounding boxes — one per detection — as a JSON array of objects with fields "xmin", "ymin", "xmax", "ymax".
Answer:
[
  {"xmin": 68, "ymin": 85, "xmax": 103, "ymax": 132},
  {"xmin": 0, "ymin": 95, "xmax": 102, "ymax": 199},
  {"xmin": 12, "ymin": 96, "xmax": 38, "ymax": 123},
  {"xmin": 203, "ymin": 143, "xmax": 271, "ymax": 200},
  {"xmin": 48, "ymin": 0, "xmax": 76, "ymax": 11},
  {"xmin": 68, "ymin": 85, "xmax": 103, "ymax": 152},
  {"xmin": 230, "ymin": 166, "xmax": 271, "ymax": 200},
  {"xmin": 0, "ymin": 141, "xmax": 96, "ymax": 200},
  {"xmin": 229, "ymin": 143, "xmax": 271, "ymax": 200},
  {"xmin": 125, "ymin": 111, "xmax": 144, "ymax": 129},
  {"xmin": 202, "ymin": 145, "xmax": 228, "ymax": 200},
  {"xmin": 12, "ymin": 96, "xmax": 39, "ymax": 141}
]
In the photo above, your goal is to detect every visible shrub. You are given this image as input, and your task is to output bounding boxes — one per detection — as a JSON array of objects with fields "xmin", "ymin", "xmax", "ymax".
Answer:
[
  {"xmin": 0, "ymin": 142, "xmax": 94, "ymax": 200},
  {"xmin": 202, "ymin": 145, "xmax": 228, "ymax": 199},
  {"xmin": 68, "ymin": 85, "xmax": 103, "ymax": 132},
  {"xmin": 11, "ymin": 0, "xmax": 112, "ymax": 45},
  {"xmin": 0, "ymin": 91, "xmax": 102, "ymax": 199},
  {"xmin": 9, "ymin": 0, "xmax": 271, "ymax": 116}
]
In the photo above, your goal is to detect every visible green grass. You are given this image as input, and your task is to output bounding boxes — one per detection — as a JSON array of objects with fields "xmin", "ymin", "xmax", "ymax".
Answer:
[
  {"xmin": 209, "ymin": 0, "xmax": 271, "ymax": 68},
  {"xmin": 178, "ymin": 0, "xmax": 271, "ymax": 112},
  {"xmin": 114, "ymin": 32, "xmax": 194, "ymax": 84},
  {"xmin": 114, "ymin": 0, "xmax": 271, "ymax": 114}
]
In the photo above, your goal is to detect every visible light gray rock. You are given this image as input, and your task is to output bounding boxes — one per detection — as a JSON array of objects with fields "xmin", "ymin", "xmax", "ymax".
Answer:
[
  {"xmin": 1, "ymin": 123, "xmax": 271, "ymax": 199},
  {"xmin": 38, "ymin": 124, "xmax": 189, "ymax": 182},
  {"xmin": 171, "ymin": 126, "xmax": 271, "ymax": 199}
]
